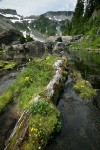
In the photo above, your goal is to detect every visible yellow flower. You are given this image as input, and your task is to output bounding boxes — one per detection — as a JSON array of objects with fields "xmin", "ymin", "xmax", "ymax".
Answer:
[
  {"xmin": 81, "ymin": 85, "xmax": 84, "ymax": 88},
  {"xmin": 25, "ymin": 76, "xmax": 30, "ymax": 81},
  {"xmin": 31, "ymin": 127, "xmax": 34, "ymax": 132}
]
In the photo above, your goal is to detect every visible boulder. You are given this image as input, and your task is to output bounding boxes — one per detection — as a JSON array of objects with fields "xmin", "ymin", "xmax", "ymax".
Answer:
[
  {"xmin": 52, "ymin": 42, "xmax": 66, "ymax": 55},
  {"xmin": 0, "ymin": 29, "xmax": 21, "ymax": 46},
  {"xmin": 71, "ymin": 35, "xmax": 83, "ymax": 42},
  {"xmin": 62, "ymin": 36, "xmax": 72, "ymax": 42},
  {"xmin": 47, "ymin": 36, "xmax": 58, "ymax": 42}
]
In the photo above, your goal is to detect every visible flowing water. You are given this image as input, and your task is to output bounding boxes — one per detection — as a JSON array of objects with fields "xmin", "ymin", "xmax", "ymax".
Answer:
[
  {"xmin": 0, "ymin": 72, "xmax": 17, "ymax": 94},
  {"xmin": 46, "ymin": 75, "xmax": 100, "ymax": 150},
  {"xmin": 0, "ymin": 69, "xmax": 23, "ymax": 149}
]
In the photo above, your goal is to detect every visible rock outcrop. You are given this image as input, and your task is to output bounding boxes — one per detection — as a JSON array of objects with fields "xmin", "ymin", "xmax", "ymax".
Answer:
[
  {"xmin": 0, "ymin": 9, "xmax": 17, "ymax": 15},
  {"xmin": 0, "ymin": 29, "xmax": 21, "ymax": 46}
]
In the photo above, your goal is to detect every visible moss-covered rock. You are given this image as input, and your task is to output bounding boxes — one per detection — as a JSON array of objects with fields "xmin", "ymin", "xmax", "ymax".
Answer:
[{"xmin": 71, "ymin": 71, "xmax": 97, "ymax": 99}]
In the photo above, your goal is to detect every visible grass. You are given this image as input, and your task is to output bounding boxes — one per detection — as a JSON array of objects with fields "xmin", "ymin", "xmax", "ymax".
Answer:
[
  {"xmin": 3, "ymin": 55, "xmax": 66, "ymax": 150},
  {"xmin": 0, "ymin": 60, "xmax": 17, "ymax": 70},
  {"xmin": 71, "ymin": 71, "xmax": 97, "ymax": 99},
  {"xmin": 0, "ymin": 56, "xmax": 60, "ymax": 114},
  {"xmin": 7, "ymin": 98, "xmax": 61, "ymax": 150},
  {"xmin": 0, "ymin": 60, "xmax": 5, "ymax": 68},
  {"xmin": 24, "ymin": 99, "xmax": 61, "ymax": 150}
]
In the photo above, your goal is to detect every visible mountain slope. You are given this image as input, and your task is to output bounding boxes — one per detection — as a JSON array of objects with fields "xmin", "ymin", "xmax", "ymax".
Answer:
[
  {"xmin": 0, "ymin": 8, "xmax": 73, "ymax": 41},
  {"xmin": 44, "ymin": 11, "xmax": 73, "ymax": 21}
]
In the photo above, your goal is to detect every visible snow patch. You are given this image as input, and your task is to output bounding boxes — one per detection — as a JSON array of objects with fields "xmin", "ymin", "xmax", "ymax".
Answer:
[{"xmin": 10, "ymin": 19, "xmax": 23, "ymax": 23}]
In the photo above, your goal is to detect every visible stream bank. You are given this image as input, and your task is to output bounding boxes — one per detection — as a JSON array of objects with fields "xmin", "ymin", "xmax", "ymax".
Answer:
[
  {"xmin": 45, "ymin": 51, "xmax": 100, "ymax": 150},
  {"xmin": 46, "ymin": 75, "xmax": 100, "ymax": 150}
]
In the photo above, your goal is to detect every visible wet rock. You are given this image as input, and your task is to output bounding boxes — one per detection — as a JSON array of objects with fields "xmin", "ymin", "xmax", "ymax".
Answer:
[
  {"xmin": 52, "ymin": 42, "xmax": 66, "ymax": 55},
  {"xmin": 44, "ymin": 41, "xmax": 54, "ymax": 54},
  {"xmin": 71, "ymin": 34, "xmax": 83, "ymax": 42}
]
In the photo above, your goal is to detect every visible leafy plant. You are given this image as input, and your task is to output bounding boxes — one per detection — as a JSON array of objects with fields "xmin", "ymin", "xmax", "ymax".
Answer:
[{"xmin": 30, "ymin": 99, "xmax": 53, "ymax": 116}]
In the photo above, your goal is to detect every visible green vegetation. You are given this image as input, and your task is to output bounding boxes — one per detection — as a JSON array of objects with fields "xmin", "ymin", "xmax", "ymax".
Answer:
[
  {"xmin": 20, "ymin": 34, "xmax": 33, "ymax": 44},
  {"xmin": 0, "ymin": 60, "xmax": 5, "ymax": 68},
  {"xmin": 0, "ymin": 56, "xmax": 60, "ymax": 114},
  {"xmin": 7, "ymin": 98, "xmax": 61, "ymax": 150},
  {"xmin": 69, "ymin": 0, "xmax": 100, "ymax": 35},
  {"xmin": 4, "ymin": 61, "xmax": 17, "ymax": 70},
  {"xmin": 71, "ymin": 71, "xmax": 97, "ymax": 99},
  {"xmin": 30, "ymin": 15, "xmax": 56, "ymax": 36},
  {"xmin": 30, "ymin": 15, "xmax": 69, "ymax": 36},
  {"xmin": 26, "ymin": 99, "xmax": 61, "ymax": 150},
  {"xmin": 26, "ymin": 34, "xmax": 33, "ymax": 42},
  {"xmin": 0, "ymin": 60, "xmax": 17, "ymax": 70},
  {"xmin": 0, "ymin": 47, "xmax": 3, "ymax": 51},
  {"xmin": 70, "ymin": 0, "xmax": 84, "ymax": 35},
  {"xmin": 14, "ymin": 22, "xmax": 29, "ymax": 31},
  {"xmin": 2, "ymin": 56, "xmax": 66, "ymax": 149},
  {"xmin": 20, "ymin": 34, "xmax": 26, "ymax": 44}
]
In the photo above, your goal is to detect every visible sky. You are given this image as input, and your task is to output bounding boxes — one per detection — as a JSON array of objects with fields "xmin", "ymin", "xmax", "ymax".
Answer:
[{"xmin": 0, "ymin": 0, "xmax": 77, "ymax": 16}]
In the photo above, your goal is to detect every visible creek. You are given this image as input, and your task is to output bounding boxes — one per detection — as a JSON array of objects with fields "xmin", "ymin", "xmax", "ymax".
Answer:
[
  {"xmin": 0, "ymin": 51, "xmax": 100, "ymax": 150},
  {"xmin": 46, "ymin": 75, "xmax": 100, "ymax": 150},
  {"xmin": 0, "ymin": 64, "xmax": 25, "ymax": 150},
  {"xmin": 46, "ymin": 52, "xmax": 100, "ymax": 150}
]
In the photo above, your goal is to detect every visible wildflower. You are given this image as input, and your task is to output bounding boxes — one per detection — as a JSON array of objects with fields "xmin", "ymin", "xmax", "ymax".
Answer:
[
  {"xmin": 38, "ymin": 146, "xmax": 41, "ymax": 149},
  {"xmin": 31, "ymin": 127, "xmax": 34, "ymax": 132},
  {"xmin": 81, "ymin": 85, "xmax": 84, "ymax": 88},
  {"xmin": 25, "ymin": 76, "xmax": 30, "ymax": 81}
]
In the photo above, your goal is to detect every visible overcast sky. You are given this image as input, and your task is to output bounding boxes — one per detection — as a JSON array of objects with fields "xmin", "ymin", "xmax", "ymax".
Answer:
[{"xmin": 0, "ymin": 0, "xmax": 77, "ymax": 16}]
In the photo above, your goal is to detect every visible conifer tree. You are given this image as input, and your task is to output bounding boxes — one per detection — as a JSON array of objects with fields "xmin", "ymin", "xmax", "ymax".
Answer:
[
  {"xmin": 70, "ymin": 0, "xmax": 84, "ymax": 34},
  {"xmin": 72, "ymin": 0, "xmax": 84, "ymax": 25},
  {"xmin": 95, "ymin": 0, "xmax": 100, "ymax": 10},
  {"xmin": 84, "ymin": 0, "xmax": 95, "ymax": 19}
]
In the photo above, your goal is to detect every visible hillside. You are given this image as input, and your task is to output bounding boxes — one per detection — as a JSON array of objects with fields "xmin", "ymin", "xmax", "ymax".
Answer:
[{"xmin": 0, "ymin": 9, "xmax": 73, "ymax": 38}]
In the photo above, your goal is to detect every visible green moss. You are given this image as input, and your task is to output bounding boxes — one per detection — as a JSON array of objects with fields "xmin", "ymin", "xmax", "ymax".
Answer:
[{"xmin": 71, "ymin": 71, "xmax": 97, "ymax": 99}]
